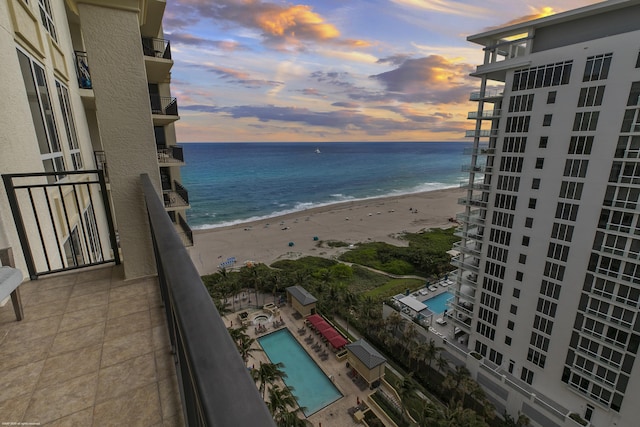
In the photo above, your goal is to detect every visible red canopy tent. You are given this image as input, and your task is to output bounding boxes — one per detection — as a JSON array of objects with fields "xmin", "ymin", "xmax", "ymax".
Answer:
[
  {"xmin": 306, "ymin": 314, "xmax": 323, "ymax": 326},
  {"xmin": 315, "ymin": 321, "xmax": 332, "ymax": 333},
  {"xmin": 327, "ymin": 334, "xmax": 348, "ymax": 349}
]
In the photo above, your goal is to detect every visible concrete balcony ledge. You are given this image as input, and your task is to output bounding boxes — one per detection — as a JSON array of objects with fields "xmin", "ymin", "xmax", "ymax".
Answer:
[{"xmin": 0, "ymin": 265, "xmax": 184, "ymax": 426}]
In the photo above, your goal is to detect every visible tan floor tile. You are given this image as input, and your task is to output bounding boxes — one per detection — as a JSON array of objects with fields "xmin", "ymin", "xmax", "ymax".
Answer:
[
  {"xmin": 158, "ymin": 376, "xmax": 181, "ymax": 419},
  {"xmin": 96, "ymin": 352, "xmax": 157, "ymax": 403},
  {"xmin": 23, "ymin": 373, "xmax": 97, "ymax": 424},
  {"xmin": 73, "ymin": 265, "xmax": 113, "ymax": 283},
  {"xmin": 109, "ymin": 282, "xmax": 150, "ymax": 303},
  {"xmin": 49, "ymin": 322, "xmax": 105, "ymax": 356},
  {"xmin": 58, "ymin": 304, "xmax": 108, "ymax": 332},
  {"xmin": 0, "ymin": 393, "xmax": 30, "ymax": 423},
  {"xmin": 152, "ymin": 324, "xmax": 170, "ymax": 351},
  {"xmin": 38, "ymin": 344, "xmax": 102, "ymax": 388},
  {"xmin": 41, "ymin": 407, "xmax": 93, "ymax": 426},
  {"xmin": 93, "ymin": 383, "xmax": 162, "ymax": 426},
  {"xmin": 66, "ymin": 290, "xmax": 109, "ymax": 311},
  {"xmin": 23, "ymin": 283, "xmax": 73, "ymax": 307},
  {"xmin": 162, "ymin": 413, "xmax": 186, "ymax": 427},
  {"xmin": 150, "ymin": 306, "xmax": 167, "ymax": 328},
  {"xmin": 101, "ymin": 329, "xmax": 153, "ymax": 368},
  {"xmin": 2, "ymin": 315, "xmax": 62, "ymax": 345},
  {"xmin": 69, "ymin": 278, "xmax": 111, "ymax": 299},
  {"xmin": 0, "ymin": 359, "xmax": 45, "ymax": 403},
  {"xmin": 107, "ymin": 296, "xmax": 150, "ymax": 319},
  {"xmin": 0, "ymin": 334, "xmax": 54, "ymax": 370},
  {"xmin": 18, "ymin": 300, "xmax": 68, "ymax": 322},
  {"xmin": 104, "ymin": 310, "xmax": 151, "ymax": 341},
  {"xmin": 154, "ymin": 348, "xmax": 176, "ymax": 380}
]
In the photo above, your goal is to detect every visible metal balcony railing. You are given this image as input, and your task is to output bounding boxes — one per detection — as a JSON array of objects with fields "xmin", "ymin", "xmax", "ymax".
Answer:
[
  {"xmin": 141, "ymin": 174, "xmax": 275, "ymax": 426},
  {"xmin": 468, "ymin": 110, "xmax": 502, "ymax": 119},
  {"xmin": 163, "ymin": 180, "xmax": 189, "ymax": 208},
  {"xmin": 2, "ymin": 171, "xmax": 120, "ymax": 278},
  {"xmin": 94, "ymin": 151, "xmax": 109, "ymax": 183},
  {"xmin": 74, "ymin": 51, "xmax": 92, "ymax": 89},
  {"xmin": 469, "ymin": 88, "xmax": 504, "ymax": 101},
  {"xmin": 150, "ymin": 95, "xmax": 179, "ymax": 116},
  {"xmin": 142, "ymin": 37, "xmax": 172, "ymax": 59},
  {"xmin": 465, "ymin": 129, "xmax": 499, "ymax": 138},
  {"xmin": 157, "ymin": 146, "xmax": 184, "ymax": 163},
  {"xmin": 178, "ymin": 213, "xmax": 194, "ymax": 246}
]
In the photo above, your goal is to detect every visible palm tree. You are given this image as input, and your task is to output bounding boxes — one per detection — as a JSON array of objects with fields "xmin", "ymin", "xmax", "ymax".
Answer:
[
  {"xmin": 397, "ymin": 373, "xmax": 417, "ymax": 421},
  {"xmin": 252, "ymin": 361, "xmax": 287, "ymax": 399},
  {"xmin": 267, "ymin": 384, "xmax": 301, "ymax": 418},
  {"xmin": 237, "ymin": 333, "xmax": 261, "ymax": 364},
  {"xmin": 425, "ymin": 338, "xmax": 443, "ymax": 369}
]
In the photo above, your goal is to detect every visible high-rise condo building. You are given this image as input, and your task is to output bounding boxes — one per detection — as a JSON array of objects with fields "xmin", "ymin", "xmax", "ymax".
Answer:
[
  {"xmin": 0, "ymin": 0, "xmax": 191, "ymax": 280},
  {"xmin": 454, "ymin": 1, "xmax": 640, "ymax": 426}
]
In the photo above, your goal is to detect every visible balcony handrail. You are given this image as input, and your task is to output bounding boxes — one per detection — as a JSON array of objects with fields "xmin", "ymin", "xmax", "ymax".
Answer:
[
  {"xmin": 141, "ymin": 173, "xmax": 275, "ymax": 426},
  {"xmin": 157, "ymin": 146, "xmax": 184, "ymax": 163},
  {"xmin": 178, "ymin": 213, "xmax": 194, "ymax": 246},
  {"xmin": 174, "ymin": 180, "xmax": 189, "ymax": 204},
  {"xmin": 142, "ymin": 37, "xmax": 172, "ymax": 59},
  {"xmin": 74, "ymin": 51, "xmax": 92, "ymax": 89},
  {"xmin": 150, "ymin": 95, "xmax": 179, "ymax": 116}
]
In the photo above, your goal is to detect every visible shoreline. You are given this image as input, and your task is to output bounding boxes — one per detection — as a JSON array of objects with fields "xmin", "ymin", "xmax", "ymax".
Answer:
[
  {"xmin": 189, "ymin": 184, "xmax": 461, "ymax": 231},
  {"xmin": 189, "ymin": 186, "xmax": 464, "ymax": 275}
]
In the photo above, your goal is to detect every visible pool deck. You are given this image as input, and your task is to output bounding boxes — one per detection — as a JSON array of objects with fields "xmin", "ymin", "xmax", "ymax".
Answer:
[{"xmin": 225, "ymin": 300, "xmax": 370, "ymax": 426}]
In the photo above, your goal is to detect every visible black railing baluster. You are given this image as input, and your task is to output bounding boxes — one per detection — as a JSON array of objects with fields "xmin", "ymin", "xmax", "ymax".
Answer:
[{"xmin": 2, "ymin": 171, "xmax": 120, "ymax": 277}]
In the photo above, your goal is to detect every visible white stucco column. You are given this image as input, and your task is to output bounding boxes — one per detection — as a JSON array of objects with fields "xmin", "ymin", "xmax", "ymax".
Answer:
[{"xmin": 77, "ymin": 1, "xmax": 162, "ymax": 279}]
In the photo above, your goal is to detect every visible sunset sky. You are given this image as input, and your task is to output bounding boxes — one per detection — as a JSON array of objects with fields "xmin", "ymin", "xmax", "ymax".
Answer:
[{"xmin": 165, "ymin": 0, "xmax": 601, "ymax": 143}]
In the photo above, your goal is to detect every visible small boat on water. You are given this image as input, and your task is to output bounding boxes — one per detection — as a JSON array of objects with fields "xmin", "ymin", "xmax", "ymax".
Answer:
[{"xmin": 315, "ymin": 147, "xmax": 321, "ymax": 154}]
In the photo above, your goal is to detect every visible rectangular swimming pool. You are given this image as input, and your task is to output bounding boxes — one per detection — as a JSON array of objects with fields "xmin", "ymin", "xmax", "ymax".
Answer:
[
  {"xmin": 423, "ymin": 291, "xmax": 453, "ymax": 315},
  {"xmin": 258, "ymin": 328, "xmax": 342, "ymax": 416}
]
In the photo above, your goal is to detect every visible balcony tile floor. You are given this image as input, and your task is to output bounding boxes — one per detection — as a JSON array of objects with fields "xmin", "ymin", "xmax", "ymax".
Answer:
[{"xmin": 0, "ymin": 265, "xmax": 184, "ymax": 426}]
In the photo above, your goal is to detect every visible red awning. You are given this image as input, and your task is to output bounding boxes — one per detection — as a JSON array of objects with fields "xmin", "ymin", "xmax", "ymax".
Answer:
[
  {"xmin": 306, "ymin": 314, "xmax": 323, "ymax": 326},
  {"xmin": 327, "ymin": 334, "xmax": 348, "ymax": 349},
  {"xmin": 315, "ymin": 321, "xmax": 332, "ymax": 332}
]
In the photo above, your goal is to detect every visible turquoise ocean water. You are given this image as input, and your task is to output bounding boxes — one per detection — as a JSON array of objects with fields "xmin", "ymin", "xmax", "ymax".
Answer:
[{"xmin": 181, "ymin": 142, "xmax": 471, "ymax": 229}]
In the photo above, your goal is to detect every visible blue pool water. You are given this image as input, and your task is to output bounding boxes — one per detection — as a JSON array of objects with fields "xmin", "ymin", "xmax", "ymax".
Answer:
[
  {"xmin": 258, "ymin": 329, "xmax": 342, "ymax": 416},
  {"xmin": 424, "ymin": 291, "xmax": 453, "ymax": 314}
]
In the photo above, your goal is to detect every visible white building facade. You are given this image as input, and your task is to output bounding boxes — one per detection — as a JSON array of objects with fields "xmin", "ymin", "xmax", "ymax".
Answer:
[
  {"xmin": 452, "ymin": 1, "xmax": 640, "ymax": 426},
  {"xmin": 0, "ymin": 0, "xmax": 188, "ymax": 279}
]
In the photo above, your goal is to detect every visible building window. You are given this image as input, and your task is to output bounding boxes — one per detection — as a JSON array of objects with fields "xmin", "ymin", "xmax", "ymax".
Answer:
[
  {"xmin": 522, "ymin": 236, "xmax": 530, "ymax": 246},
  {"xmin": 532, "ymin": 178, "xmax": 541, "ymax": 189},
  {"xmin": 547, "ymin": 91, "xmax": 557, "ymax": 104},
  {"xmin": 505, "ymin": 336, "xmax": 512, "ymax": 345},
  {"xmin": 578, "ymin": 86, "xmax": 605, "ymax": 107},
  {"xmin": 528, "ymin": 198, "xmax": 537, "ymax": 209},
  {"xmin": 521, "ymin": 367, "xmax": 534, "ymax": 384},
  {"xmin": 627, "ymin": 82, "xmax": 640, "ymax": 107},
  {"xmin": 543, "ymin": 114, "xmax": 553, "ymax": 126},
  {"xmin": 56, "ymin": 81, "xmax": 83, "ymax": 170},
  {"xmin": 512, "ymin": 60, "xmax": 573, "ymax": 91},
  {"xmin": 508, "ymin": 321, "xmax": 515, "ymax": 330},
  {"xmin": 516, "ymin": 271, "xmax": 523, "ymax": 281},
  {"xmin": 539, "ymin": 136, "xmax": 548, "ymax": 148},
  {"xmin": 38, "ymin": 0, "xmax": 57, "ymax": 42},
  {"xmin": 535, "ymin": 158, "xmax": 544, "ymax": 169},
  {"xmin": 583, "ymin": 53, "xmax": 612, "ymax": 81},
  {"xmin": 525, "ymin": 217, "xmax": 533, "ymax": 228},
  {"xmin": 519, "ymin": 254, "xmax": 527, "ymax": 264},
  {"xmin": 508, "ymin": 360, "xmax": 515, "ymax": 373},
  {"xmin": 513, "ymin": 288, "xmax": 520, "ymax": 298},
  {"xmin": 636, "ymin": 51, "xmax": 640, "ymax": 68},
  {"xmin": 573, "ymin": 111, "xmax": 599, "ymax": 131},
  {"xmin": 17, "ymin": 48, "xmax": 65, "ymax": 179},
  {"xmin": 510, "ymin": 304, "xmax": 518, "ymax": 315}
]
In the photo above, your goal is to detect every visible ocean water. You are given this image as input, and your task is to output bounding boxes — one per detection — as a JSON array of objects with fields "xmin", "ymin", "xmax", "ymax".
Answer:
[{"xmin": 181, "ymin": 142, "xmax": 471, "ymax": 229}]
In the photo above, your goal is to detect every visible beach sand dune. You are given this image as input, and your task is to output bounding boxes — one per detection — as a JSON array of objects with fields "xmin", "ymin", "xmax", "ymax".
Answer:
[{"xmin": 189, "ymin": 187, "xmax": 464, "ymax": 275}]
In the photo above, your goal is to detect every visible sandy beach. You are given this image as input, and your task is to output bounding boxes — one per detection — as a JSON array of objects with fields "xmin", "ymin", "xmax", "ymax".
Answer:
[{"xmin": 189, "ymin": 187, "xmax": 465, "ymax": 275}]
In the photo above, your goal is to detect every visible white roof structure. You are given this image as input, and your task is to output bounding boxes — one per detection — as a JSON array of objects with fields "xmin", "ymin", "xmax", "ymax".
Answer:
[{"xmin": 399, "ymin": 296, "xmax": 428, "ymax": 314}]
